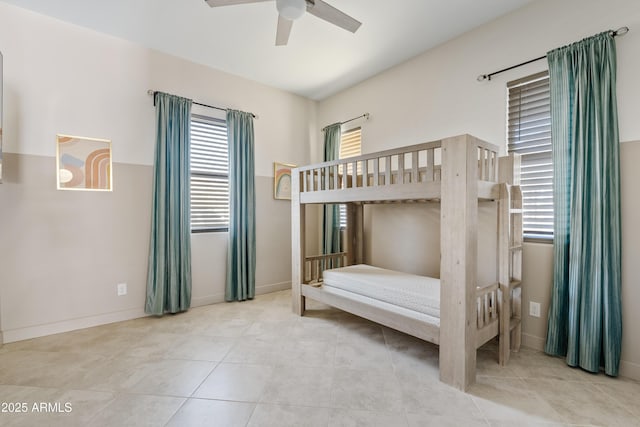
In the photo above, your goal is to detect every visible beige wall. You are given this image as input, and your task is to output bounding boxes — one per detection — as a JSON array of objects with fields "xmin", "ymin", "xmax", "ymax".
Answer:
[
  {"xmin": 620, "ymin": 141, "xmax": 640, "ymax": 379},
  {"xmin": 0, "ymin": 2, "xmax": 316, "ymax": 342},
  {"xmin": 317, "ymin": 0, "xmax": 640, "ymax": 379}
]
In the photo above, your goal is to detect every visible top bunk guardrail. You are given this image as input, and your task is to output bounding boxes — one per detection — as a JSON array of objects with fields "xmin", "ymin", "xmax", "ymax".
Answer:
[{"xmin": 293, "ymin": 134, "xmax": 500, "ymax": 204}]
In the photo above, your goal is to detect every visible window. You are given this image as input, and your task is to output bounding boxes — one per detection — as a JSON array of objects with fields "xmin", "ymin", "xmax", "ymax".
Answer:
[
  {"xmin": 507, "ymin": 71, "xmax": 553, "ymax": 240},
  {"xmin": 190, "ymin": 114, "xmax": 229, "ymax": 232},
  {"xmin": 338, "ymin": 127, "xmax": 362, "ymax": 227}
]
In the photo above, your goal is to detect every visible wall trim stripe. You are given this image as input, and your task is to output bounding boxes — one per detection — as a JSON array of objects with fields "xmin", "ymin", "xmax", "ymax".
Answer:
[
  {"xmin": 620, "ymin": 360, "xmax": 640, "ymax": 382},
  {"xmin": 2, "ymin": 307, "xmax": 147, "ymax": 344},
  {"xmin": 522, "ymin": 333, "xmax": 545, "ymax": 351},
  {"xmin": 1, "ymin": 282, "xmax": 292, "ymax": 345}
]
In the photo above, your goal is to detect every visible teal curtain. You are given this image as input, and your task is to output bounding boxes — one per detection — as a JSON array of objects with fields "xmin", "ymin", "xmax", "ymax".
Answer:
[
  {"xmin": 145, "ymin": 92, "xmax": 193, "ymax": 315},
  {"xmin": 323, "ymin": 123, "xmax": 342, "ymax": 265},
  {"xmin": 225, "ymin": 110, "xmax": 256, "ymax": 302},
  {"xmin": 544, "ymin": 32, "xmax": 622, "ymax": 376}
]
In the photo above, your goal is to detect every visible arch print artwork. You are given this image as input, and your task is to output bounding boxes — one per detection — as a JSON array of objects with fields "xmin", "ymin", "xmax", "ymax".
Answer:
[
  {"xmin": 56, "ymin": 134, "xmax": 112, "ymax": 191},
  {"xmin": 274, "ymin": 162, "xmax": 295, "ymax": 200}
]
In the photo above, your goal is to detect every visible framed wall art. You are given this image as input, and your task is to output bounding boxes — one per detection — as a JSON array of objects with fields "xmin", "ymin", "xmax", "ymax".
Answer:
[
  {"xmin": 273, "ymin": 162, "xmax": 295, "ymax": 200},
  {"xmin": 56, "ymin": 134, "xmax": 112, "ymax": 191}
]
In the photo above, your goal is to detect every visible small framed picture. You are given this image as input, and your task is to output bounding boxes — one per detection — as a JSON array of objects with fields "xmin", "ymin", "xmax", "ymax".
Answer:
[
  {"xmin": 56, "ymin": 134, "xmax": 112, "ymax": 191},
  {"xmin": 273, "ymin": 162, "xmax": 296, "ymax": 200}
]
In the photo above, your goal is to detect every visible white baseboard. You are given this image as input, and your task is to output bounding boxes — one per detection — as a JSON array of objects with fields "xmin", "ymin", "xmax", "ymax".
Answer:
[
  {"xmin": 1, "ymin": 282, "xmax": 292, "ymax": 345},
  {"xmin": 191, "ymin": 281, "xmax": 290, "ymax": 307},
  {"xmin": 191, "ymin": 293, "xmax": 226, "ymax": 307},
  {"xmin": 522, "ymin": 333, "xmax": 545, "ymax": 351},
  {"xmin": 619, "ymin": 359, "xmax": 640, "ymax": 382},
  {"xmin": 1, "ymin": 307, "xmax": 147, "ymax": 344},
  {"xmin": 256, "ymin": 281, "xmax": 291, "ymax": 295},
  {"xmin": 521, "ymin": 333, "xmax": 640, "ymax": 382}
]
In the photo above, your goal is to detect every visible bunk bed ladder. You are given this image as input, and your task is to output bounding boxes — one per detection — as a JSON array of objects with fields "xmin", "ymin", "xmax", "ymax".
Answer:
[{"xmin": 498, "ymin": 183, "xmax": 523, "ymax": 365}]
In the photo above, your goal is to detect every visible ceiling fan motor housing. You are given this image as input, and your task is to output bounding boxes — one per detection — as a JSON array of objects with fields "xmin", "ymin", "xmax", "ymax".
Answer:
[
  {"xmin": 276, "ymin": 0, "xmax": 307, "ymax": 20},
  {"xmin": 205, "ymin": 0, "xmax": 360, "ymax": 46}
]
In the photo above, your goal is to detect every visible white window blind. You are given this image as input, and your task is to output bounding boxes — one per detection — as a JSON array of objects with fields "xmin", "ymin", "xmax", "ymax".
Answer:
[
  {"xmin": 190, "ymin": 114, "xmax": 229, "ymax": 232},
  {"xmin": 340, "ymin": 127, "xmax": 362, "ymax": 159},
  {"xmin": 339, "ymin": 127, "xmax": 362, "ymax": 228},
  {"xmin": 507, "ymin": 71, "xmax": 553, "ymax": 239}
]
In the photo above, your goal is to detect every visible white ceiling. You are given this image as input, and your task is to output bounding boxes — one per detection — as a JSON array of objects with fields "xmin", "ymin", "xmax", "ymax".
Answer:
[{"xmin": 2, "ymin": 0, "xmax": 535, "ymax": 100}]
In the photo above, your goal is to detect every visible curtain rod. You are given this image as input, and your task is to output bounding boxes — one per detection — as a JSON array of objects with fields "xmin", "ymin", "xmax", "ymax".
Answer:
[
  {"xmin": 322, "ymin": 113, "xmax": 370, "ymax": 132},
  {"xmin": 147, "ymin": 90, "xmax": 258, "ymax": 118},
  {"xmin": 477, "ymin": 26, "xmax": 629, "ymax": 82}
]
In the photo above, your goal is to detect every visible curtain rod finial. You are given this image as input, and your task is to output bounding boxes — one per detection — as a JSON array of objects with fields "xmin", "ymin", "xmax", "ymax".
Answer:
[
  {"xmin": 477, "ymin": 74, "xmax": 489, "ymax": 82},
  {"xmin": 614, "ymin": 26, "xmax": 629, "ymax": 36}
]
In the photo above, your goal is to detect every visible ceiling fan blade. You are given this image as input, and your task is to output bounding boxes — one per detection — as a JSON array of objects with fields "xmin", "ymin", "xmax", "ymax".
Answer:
[
  {"xmin": 205, "ymin": 0, "xmax": 272, "ymax": 7},
  {"xmin": 275, "ymin": 15, "xmax": 294, "ymax": 46},
  {"xmin": 306, "ymin": 0, "xmax": 361, "ymax": 33}
]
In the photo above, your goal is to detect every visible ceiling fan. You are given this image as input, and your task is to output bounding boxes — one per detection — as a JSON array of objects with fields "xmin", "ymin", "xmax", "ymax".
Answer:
[{"xmin": 204, "ymin": 0, "xmax": 362, "ymax": 46}]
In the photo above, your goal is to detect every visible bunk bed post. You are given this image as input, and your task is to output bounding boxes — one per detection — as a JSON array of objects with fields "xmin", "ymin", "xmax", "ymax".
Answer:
[
  {"xmin": 440, "ymin": 134, "xmax": 478, "ymax": 391},
  {"xmin": 345, "ymin": 202, "xmax": 365, "ymax": 266},
  {"xmin": 355, "ymin": 203, "xmax": 364, "ymax": 264},
  {"xmin": 498, "ymin": 153, "xmax": 521, "ymax": 185},
  {"xmin": 291, "ymin": 167, "xmax": 306, "ymax": 315},
  {"xmin": 345, "ymin": 203, "xmax": 356, "ymax": 266},
  {"xmin": 497, "ymin": 154, "xmax": 522, "ymax": 365},
  {"xmin": 510, "ymin": 185, "xmax": 523, "ymax": 353},
  {"xmin": 497, "ymin": 183, "xmax": 512, "ymax": 365}
]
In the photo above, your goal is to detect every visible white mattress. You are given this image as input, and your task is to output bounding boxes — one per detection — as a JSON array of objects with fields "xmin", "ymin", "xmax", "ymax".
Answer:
[{"xmin": 322, "ymin": 264, "xmax": 441, "ymax": 318}]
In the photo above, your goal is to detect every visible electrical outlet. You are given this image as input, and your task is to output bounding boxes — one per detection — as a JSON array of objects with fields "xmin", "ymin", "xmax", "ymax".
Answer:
[
  {"xmin": 529, "ymin": 301, "xmax": 541, "ymax": 318},
  {"xmin": 117, "ymin": 283, "xmax": 127, "ymax": 296}
]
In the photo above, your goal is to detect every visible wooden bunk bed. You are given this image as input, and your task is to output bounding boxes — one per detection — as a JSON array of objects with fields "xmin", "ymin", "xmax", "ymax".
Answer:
[{"xmin": 291, "ymin": 134, "xmax": 522, "ymax": 391}]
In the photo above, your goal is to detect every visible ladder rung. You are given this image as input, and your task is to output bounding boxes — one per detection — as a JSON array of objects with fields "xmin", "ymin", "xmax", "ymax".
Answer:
[{"xmin": 510, "ymin": 209, "xmax": 523, "ymax": 214}]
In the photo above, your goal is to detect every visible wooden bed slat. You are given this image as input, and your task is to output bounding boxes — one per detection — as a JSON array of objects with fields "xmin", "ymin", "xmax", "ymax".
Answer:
[
  {"xmin": 385, "ymin": 156, "xmax": 391, "ymax": 186},
  {"xmin": 373, "ymin": 158, "xmax": 379, "ymax": 186},
  {"xmin": 362, "ymin": 159, "xmax": 369, "ymax": 187},
  {"xmin": 426, "ymin": 149, "xmax": 434, "ymax": 181}
]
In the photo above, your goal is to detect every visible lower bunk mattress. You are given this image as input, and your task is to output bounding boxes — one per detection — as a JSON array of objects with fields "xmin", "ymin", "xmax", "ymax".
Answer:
[{"xmin": 322, "ymin": 264, "xmax": 441, "ymax": 318}]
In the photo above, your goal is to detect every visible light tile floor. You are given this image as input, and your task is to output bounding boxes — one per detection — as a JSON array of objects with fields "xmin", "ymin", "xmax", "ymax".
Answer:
[{"xmin": 1, "ymin": 290, "xmax": 639, "ymax": 426}]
